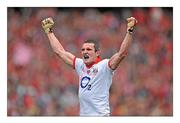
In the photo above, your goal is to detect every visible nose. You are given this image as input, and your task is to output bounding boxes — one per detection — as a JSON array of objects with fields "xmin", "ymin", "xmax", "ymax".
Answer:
[{"xmin": 82, "ymin": 49, "xmax": 88, "ymax": 54}]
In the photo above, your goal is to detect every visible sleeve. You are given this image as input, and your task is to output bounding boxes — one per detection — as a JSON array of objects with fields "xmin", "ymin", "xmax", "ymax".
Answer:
[
  {"xmin": 103, "ymin": 59, "xmax": 115, "ymax": 74},
  {"xmin": 74, "ymin": 57, "xmax": 83, "ymax": 75}
]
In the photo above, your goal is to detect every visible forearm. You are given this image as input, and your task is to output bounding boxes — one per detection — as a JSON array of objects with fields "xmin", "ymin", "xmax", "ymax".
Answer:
[
  {"xmin": 118, "ymin": 32, "xmax": 132, "ymax": 57},
  {"xmin": 108, "ymin": 32, "xmax": 132, "ymax": 70},
  {"xmin": 47, "ymin": 32, "xmax": 65, "ymax": 54},
  {"xmin": 46, "ymin": 32, "xmax": 75, "ymax": 67},
  {"xmin": 109, "ymin": 17, "xmax": 137, "ymax": 70},
  {"xmin": 42, "ymin": 17, "xmax": 75, "ymax": 68}
]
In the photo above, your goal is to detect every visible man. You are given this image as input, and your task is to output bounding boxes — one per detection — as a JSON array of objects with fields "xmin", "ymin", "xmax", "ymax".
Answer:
[{"xmin": 41, "ymin": 16, "xmax": 137, "ymax": 116}]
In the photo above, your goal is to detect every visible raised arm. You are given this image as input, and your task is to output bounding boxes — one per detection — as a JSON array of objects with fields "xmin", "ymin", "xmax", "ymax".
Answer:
[
  {"xmin": 109, "ymin": 17, "xmax": 138, "ymax": 70},
  {"xmin": 41, "ymin": 17, "xmax": 75, "ymax": 68}
]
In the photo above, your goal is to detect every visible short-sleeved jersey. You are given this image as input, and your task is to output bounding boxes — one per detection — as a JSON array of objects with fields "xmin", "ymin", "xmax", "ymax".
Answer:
[{"xmin": 74, "ymin": 58, "xmax": 114, "ymax": 116}]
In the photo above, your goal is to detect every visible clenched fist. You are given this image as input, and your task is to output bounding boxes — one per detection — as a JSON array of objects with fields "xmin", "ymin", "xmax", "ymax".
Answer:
[
  {"xmin": 126, "ymin": 17, "xmax": 138, "ymax": 33},
  {"xmin": 41, "ymin": 17, "xmax": 54, "ymax": 34}
]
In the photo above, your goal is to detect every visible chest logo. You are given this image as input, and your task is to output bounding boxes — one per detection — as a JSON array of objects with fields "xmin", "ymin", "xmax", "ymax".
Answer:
[{"xmin": 80, "ymin": 76, "xmax": 91, "ymax": 88}]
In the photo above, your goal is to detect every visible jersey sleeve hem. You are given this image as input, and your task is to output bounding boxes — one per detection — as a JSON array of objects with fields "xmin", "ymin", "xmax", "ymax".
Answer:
[
  {"xmin": 108, "ymin": 59, "xmax": 115, "ymax": 71},
  {"xmin": 73, "ymin": 56, "xmax": 76, "ymax": 69}
]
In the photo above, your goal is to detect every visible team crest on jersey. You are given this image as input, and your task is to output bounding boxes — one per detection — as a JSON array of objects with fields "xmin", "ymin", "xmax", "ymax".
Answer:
[
  {"xmin": 86, "ymin": 67, "xmax": 98, "ymax": 76},
  {"xmin": 92, "ymin": 68, "xmax": 98, "ymax": 75},
  {"xmin": 87, "ymin": 70, "xmax": 90, "ymax": 74}
]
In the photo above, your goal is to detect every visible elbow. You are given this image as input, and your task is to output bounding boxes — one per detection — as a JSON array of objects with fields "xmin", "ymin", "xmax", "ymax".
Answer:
[
  {"xmin": 53, "ymin": 49, "xmax": 67, "ymax": 60},
  {"xmin": 51, "ymin": 46, "xmax": 65, "ymax": 54},
  {"xmin": 53, "ymin": 49, "xmax": 60, "ymax": 55},
  {"xmin": 53, "ymin": 48, "xmax": 63, "ymax": 57},
  {"xmin": 118, "ymin": 50, "xmax": 128, "ymax": 58}
]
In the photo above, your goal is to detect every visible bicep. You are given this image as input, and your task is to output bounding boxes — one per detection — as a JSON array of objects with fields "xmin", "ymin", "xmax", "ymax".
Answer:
[
  {"xmin": 109, "ymin": 53, "xmax": 127, "ymax": 70},
  {"xmin": 56, "ymin": 51, "xmax": 76, "ymax": 68}
]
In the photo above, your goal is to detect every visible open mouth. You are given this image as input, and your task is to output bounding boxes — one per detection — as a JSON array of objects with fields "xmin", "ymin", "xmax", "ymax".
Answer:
[{"xmin": 84, "ymin": 54, "xmax": 89, "ymax": 59}]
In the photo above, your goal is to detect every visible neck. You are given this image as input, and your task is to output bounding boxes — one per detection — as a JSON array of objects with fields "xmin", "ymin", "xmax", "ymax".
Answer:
[{"xmin": 86, "ymin": 56, "xmax": 101, "ymax": 68}]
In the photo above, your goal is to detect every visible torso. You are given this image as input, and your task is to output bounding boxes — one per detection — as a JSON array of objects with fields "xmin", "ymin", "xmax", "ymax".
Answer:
[{"xmin": 75, "ymin": 58, "xmax": 113, "ymax": 116}]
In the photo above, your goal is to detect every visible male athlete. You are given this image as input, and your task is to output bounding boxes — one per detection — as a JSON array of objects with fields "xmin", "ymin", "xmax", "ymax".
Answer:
[{"xmin": 41, "ymin": 16, "xmax": 137, "ymax": 116}]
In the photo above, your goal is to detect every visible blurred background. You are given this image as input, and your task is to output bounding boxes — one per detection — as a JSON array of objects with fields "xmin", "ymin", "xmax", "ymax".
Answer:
[{"xmin": 8, "ymin": 7, "xmax": 173, "ymax": 116}]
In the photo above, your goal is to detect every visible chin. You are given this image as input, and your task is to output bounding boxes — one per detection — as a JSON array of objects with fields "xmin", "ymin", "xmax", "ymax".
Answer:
[
  {"xmin": 83, "ymin": 60, "xmax": 89, "ymax": 65},
  {"xmin": 83, "ymin": 59, "xmax": 91, "ymax": 65}
]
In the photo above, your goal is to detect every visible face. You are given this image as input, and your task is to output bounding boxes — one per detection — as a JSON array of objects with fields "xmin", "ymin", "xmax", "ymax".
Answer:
[{"xmin": 81, "ymin": 43, "xmax": 99, "ymax": 65}]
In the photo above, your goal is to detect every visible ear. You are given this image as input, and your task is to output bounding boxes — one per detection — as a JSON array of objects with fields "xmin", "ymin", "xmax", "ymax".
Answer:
[{"xmin": 96, "ymin": 50, "xmax": 101, "ymax": 57}]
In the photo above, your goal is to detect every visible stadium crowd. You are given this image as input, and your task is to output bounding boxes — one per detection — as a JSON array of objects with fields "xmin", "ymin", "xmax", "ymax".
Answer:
[{"xmin": 8, "ymin": 7, "xmax": 173, "ymax": 116}]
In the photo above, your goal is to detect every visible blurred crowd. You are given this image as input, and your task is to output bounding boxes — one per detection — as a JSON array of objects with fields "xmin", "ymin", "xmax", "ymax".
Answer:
[{"xmin": 8, "ymin": 7, "xmax": 173, "ymax": 116}]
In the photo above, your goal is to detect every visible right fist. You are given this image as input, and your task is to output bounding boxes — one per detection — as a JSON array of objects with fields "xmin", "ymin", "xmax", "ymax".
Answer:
[
  {"xmin": 41, "ymin": 17, "xmax": 54, "ymax": 34},
  {"xmin": 126, "ymin": 17, "xmax": 138, "ymax": 33}
]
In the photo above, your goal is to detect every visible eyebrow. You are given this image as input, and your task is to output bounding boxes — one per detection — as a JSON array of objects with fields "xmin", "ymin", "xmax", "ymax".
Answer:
[{"xmin": 81, "ymin": 48, "xmax": 93, "ymax": 51}]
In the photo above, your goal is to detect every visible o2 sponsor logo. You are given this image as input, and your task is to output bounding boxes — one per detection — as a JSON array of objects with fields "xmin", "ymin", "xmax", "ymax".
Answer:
[{"xmin": 80, "ymin": 76, "xmax": 92, "ymax": 90}]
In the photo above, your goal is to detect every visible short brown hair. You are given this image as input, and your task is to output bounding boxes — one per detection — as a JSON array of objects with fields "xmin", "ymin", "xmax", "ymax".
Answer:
[{"xmin": 84, "ymin": 39, "xmax": 100, "ymax": 52}]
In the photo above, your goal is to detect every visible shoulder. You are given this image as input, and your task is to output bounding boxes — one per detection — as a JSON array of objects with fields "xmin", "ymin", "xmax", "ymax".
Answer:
[
  {"xmin": 97, "ymin": 59, "xmax": 109, "ymax": 68},
  {"xmin": 99, "ymin": 59, "xmax": 109, "ymax": 64},
  {"xmin": 74, "ymin": 57, "xmax": 84, "ymax": 70},
  {"xmin": 75, "ymin": 57, "xmax": 83, "ymax": 63},
  {"xmin": 99, "ymin": 59, "xmax": 114, "ymax": 72}
]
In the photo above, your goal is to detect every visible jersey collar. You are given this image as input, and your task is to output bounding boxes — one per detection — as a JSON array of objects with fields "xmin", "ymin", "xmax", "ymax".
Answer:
[{"xmin": 85, "ymin": 56, "xmax": 101, "ymax": 69}]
